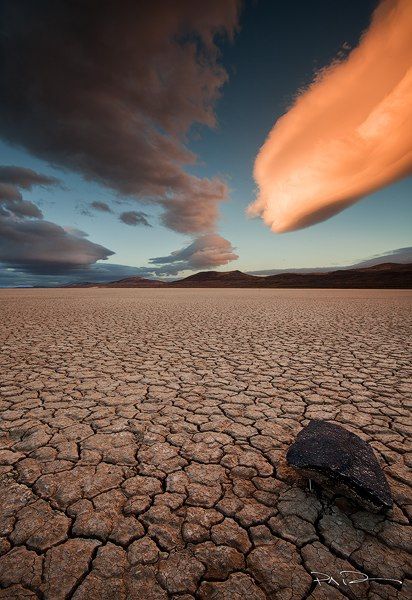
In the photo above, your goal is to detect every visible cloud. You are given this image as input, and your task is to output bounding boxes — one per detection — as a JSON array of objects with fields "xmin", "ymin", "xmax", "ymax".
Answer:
[
  {"xmin": 2, "ymin": 244, "xmax": 409, "ymax": 288},
  {"xmin": 119, "ymin": 211, "xmax": 151, "ymax": 227},
  {"xmin": 0, "ymin": 234, "xmax": 239, "ymax": 285},
  {"xmin": 0, "ymin": 166, "xmax": 58, "ymax": 189},
  {"xmin": 159, "ymin": 177, "xmax": 228, "ymax": 233},
  {"xmin": 0, "ymin": 217, "xmax": 113, "ymax": 274},
  {"xmin": 0, "ymin": 195, "xmax": 43, "ymax": 219},
  {"xmin": 63, "ymin": 227, "xmax": 90, "ymax": 238},
  {"xmin": 149, "ymin": 234, "xmax": 238, "ymax": 275},
  {"xmin": 0, "ymin": 165, "xmax": 114, "ymax": 274},
  {"xmin": 0, "ymin": 262, "xmax": 149, "ymax": 288},
  {"xmin": 0, "ymin": 165, "xmax": 237, "ymax": 283},
  {"xmin": 0, "ymin": 165, "xmax": 58, "ymax": 219},
  {"xmin": 90, "ymin": 201, "xmax": 112, "ymax": 213},
  {"xmin": 0, "ymin": 0, "xmax": 240, "ymax": 234},
  {"xmin": 249, "ymin": 0, "xmax": 412, "ymax": 232},
  {"xmin": 354, "ymin": 246, "xmax": 412, "ymax": 268}
]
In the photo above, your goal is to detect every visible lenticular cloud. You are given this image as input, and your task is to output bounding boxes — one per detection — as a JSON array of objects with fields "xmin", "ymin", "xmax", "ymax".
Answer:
[{"xmin": 248, "ymin": 0, "xmax": 412, "ymax": 233}]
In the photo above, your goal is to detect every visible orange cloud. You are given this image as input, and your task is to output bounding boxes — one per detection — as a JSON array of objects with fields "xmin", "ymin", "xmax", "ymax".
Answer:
[{"xmin": 248, "ymin": 0, "xmax": 412, "ymax": 232}]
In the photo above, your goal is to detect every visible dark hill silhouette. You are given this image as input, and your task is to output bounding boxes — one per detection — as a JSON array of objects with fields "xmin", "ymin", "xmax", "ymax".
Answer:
[
  {"xmin": 65, "ymin": 276, "xmax": 165, "ymax": 288},
  {"xmin": 102, "ymin": 276, "xmax": 165, "ymax": 288},
  {"xmin": 169, "ymin": 270, "xmax": 258, "ymax": 287},
  {"xmin": 63, "ymin": 262, "xmax": 412, "ymax": 289},
  {"xmin": 262, "ymin": 263, "xmax": 412, "ymax": 288}
]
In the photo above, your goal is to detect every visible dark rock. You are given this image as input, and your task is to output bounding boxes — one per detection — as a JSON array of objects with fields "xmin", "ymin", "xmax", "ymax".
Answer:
[{"xmin": 286, "ymin": 420, "xmax": 392, "ymax": 512}]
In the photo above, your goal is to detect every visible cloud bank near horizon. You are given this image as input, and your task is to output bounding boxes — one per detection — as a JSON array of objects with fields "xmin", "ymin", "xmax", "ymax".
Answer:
[
  {"xmin": 248, "ymin": 246, "xmax": 412, "ymax": 276},
  {"xmin": 249, "ymin": 0, "xmax": 412, "ymax": 233},
  {"xmin": 1, "ymin": 244, "xmax": 409, "ymax": 288},
  {"xmin": 0, "ymin": 165, "xmax": 237, "ymax": 279},
  {"xmin": 0, "ymin": 166, "xmax": 114, "ymax": 274},
  {"xmin": 0, "ymin": 233, "xmax": 239, "ymax": 285}
]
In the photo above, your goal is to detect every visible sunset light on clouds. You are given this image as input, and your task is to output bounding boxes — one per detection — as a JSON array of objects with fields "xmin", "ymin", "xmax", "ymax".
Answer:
[
  {"xmin": 0, "ymin": 0, "xmax": 411, "ymax": 285},
  {"xmin": 1, "ymin": 3, "xmax": 411, "ymax": 596},
  {"xmin": 249, "ymin": 0, "xmax": 412, "ymax": 233}
]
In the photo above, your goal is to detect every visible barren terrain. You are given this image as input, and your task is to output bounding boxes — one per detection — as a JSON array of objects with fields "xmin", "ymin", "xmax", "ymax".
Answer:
[{"xmin": 0, "ymin": 289, "xmax": 411, "ymax": 599}]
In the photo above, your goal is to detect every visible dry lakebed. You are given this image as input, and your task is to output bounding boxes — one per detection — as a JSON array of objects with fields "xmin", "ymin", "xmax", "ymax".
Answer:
[{"xmin": 0, "ymin": 288, "xmax": 411, "ymax": 599}]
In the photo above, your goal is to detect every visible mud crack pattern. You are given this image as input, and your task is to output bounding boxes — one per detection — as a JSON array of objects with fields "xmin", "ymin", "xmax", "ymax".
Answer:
[{"xmin": 0, "ymin": 289, "xmax": 411, "ymax": 599}]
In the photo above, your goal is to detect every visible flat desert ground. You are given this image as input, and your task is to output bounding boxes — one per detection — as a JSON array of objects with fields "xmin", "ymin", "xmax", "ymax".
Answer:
[{"xmin": 0, "ymin": 288, "xmax": 411, "ymax": 599}]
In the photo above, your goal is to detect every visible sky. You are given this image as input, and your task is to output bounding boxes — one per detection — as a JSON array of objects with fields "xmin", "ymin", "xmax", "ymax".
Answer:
[{"xmin": 0, "ymin": 0, "xmax": 411, "ymax": 286}]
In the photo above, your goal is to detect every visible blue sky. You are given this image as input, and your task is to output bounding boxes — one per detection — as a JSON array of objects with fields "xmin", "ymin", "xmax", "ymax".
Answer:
[{"xmin": 0, "ymin": 0, "xmax": 410, "ymax": 284}]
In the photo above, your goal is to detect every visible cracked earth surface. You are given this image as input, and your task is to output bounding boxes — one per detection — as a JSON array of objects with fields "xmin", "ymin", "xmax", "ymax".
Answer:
[{"xmin": 0, "ymin": 288, "xmax": 411, "ymax": 600}]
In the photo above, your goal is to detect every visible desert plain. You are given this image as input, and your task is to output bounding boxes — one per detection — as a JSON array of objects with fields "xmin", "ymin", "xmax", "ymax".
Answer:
[{"xmin": 0, "ymin": 288, "xmax": 411, "ymax": 599}]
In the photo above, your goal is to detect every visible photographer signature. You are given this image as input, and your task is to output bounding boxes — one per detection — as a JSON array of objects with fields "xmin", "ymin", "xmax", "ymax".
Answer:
[{"xmin": 311, "ymin": 571, "xmax": 402, "ymax": 587}]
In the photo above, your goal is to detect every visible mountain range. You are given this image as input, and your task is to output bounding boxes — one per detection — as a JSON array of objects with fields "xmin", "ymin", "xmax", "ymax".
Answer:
[{"xmin": 64, "ymin": 262, "xmax": 412, "ymax": 289}]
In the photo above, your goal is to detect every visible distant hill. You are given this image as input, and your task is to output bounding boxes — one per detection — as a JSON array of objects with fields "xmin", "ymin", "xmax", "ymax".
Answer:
[
  {"xmin": 65, "ymin": 276, "xmax": 165, "ymax": 288},
  {"xmin": 169, "ymin": 270, "xmax": 258, "ymax": 287},
  {"xmin": 99, "ymin": 276, "xmax": 165, "ymax": 288},
  {"xmin": 64, "ymin": 281, "xmax": 96, "ymax": 288},
  {"xmin": 261, "ymin": 263, "xmax": 412, "ymax": 288},
  {"xmin": 63, "ymin": 262, "xmax": 412, "ymax": 289}
]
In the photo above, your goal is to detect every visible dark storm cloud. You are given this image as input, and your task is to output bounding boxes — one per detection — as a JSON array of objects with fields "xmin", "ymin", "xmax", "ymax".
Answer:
[
  {"xmin": 119, "ymin": 211, "xmax": 151, "ymax": 227},
  {"xmin": 149, "ymin": 234, "xmax": 238, "ymax": 274},
  {"xmin": 90, "ymin": 201, "xmax": 112, "ymax": 213},
  {"xmin": 0, "ymin": 0, "xmax": 240, "ymax": 234}
]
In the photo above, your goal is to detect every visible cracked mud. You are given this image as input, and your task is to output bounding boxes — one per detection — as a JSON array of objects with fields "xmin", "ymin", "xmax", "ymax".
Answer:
[{"xmin": 0, "ymin": 288, "xmax": 411, "ymax": 599}]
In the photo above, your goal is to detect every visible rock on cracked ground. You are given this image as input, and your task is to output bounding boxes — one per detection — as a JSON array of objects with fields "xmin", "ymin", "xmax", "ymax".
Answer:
[{"xmin": 0, "ymin": 288, "xmax": 411, "ymax": 600}]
